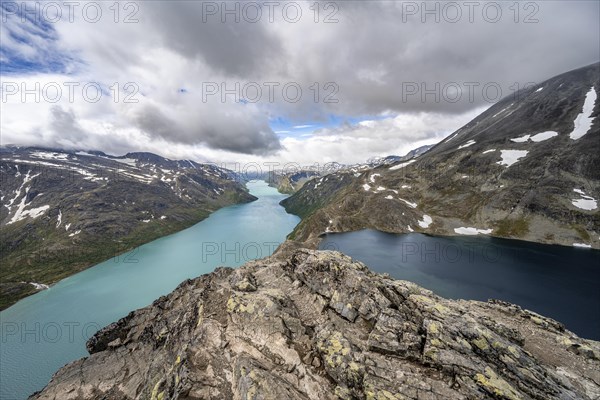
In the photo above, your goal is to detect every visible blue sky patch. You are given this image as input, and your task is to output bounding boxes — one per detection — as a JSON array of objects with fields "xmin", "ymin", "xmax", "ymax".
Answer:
[{"xmin": 0, "ymin": 2, "xmax": 78, "ymax": 75}]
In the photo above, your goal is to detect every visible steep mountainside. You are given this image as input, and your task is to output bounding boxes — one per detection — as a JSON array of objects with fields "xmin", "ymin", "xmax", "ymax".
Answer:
[
  {"xmin": 267, "ymin": 170, "xmax": 321, "ymax": 194},
  {"xmin": 371, "ymin": 145, "xmax": 434, "ymax": 166},
  {"xmin": 0, "ymin": 147, "xmax": 256, "ymax": 309},
  {"xmin": 32, "ymin": 249, "xmax": 600, "ymax": 400},
  {"xmin": 282, "ymin": 63, "xmax": 600, "ymax": 249},
  {"xmin": 269, "ymin": 146, "xmax": 434, "ymax": 195}
]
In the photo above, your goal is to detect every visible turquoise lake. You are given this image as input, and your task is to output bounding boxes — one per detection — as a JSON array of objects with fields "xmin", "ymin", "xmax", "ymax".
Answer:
[{"xmin": 0, "ymin": 181, "xmax": 300, "ymax": 400}]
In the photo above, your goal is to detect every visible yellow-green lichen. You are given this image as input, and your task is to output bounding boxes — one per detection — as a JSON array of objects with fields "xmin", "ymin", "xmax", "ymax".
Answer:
[
  {"xmin": 558, "ymin": 336, "xmax": 573, "ymax": 346},
  {"xmin": 150, "ymin": 381, "xmax": 162, "ymax": 400},
  {"xmin": 237, "ymin": 280, "xmax": 253, "ymax": 291},
  {"xmin": 349, "ymin": 361, "xmax": 361, "ymax": 371},
  {"xmin": 457, "ymin": 337, "xmax": 472, "ymax": 350},
  {"xmin": 433, "ymin": 303, "xmax": 450, "ymax": 314},
  {"xmin": 369, "ymin": 389, "xmax": 403, "ymax": 400},
  {"xmin": 476, "ymin": 327, "xmax": 492, "ymax": 339},
  {"xmin": 317, "ymin": 332, "xmax": 354, "ymax": 369},
  {"xmin": 227, "ymin": 295, "xmax": 256, "ymax": 314},
  {"xmin": 530, "ymin": 316, "xmax": 544, "ymax": 326},
  {"xmin": 411, "ymin": 295, "xmax": 433, "ymax": 305},
  {"xmin": 474, "ymin": 367, "xmax": 522, "ymax": 400},
  {"xmin": 507, "ymin": 346, "xmax": 520, "ymax": 358},
  {"xmin": 473, "ymin": 338, "xmax": 489, "ymax": 351},
  {"xmin": 423, "ymin": 346, "xmax": 439, "ymax": 360},
  {"xmin": 428, "ymin": 321, "xmax": 440, "ymax": 334},
  {"xmin": 334, "ymin": 385, "xmax": 351, "ymax": 399}
]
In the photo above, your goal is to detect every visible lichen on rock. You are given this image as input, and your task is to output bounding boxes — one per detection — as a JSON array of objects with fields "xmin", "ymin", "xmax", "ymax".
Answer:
[{"xmin": 31, "ymin": 249, "xmax": 600, "ymax": 400}]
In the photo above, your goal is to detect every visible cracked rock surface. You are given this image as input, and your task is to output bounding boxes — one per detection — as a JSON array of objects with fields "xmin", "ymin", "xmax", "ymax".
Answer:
[{"xmin": 32, "ymin": 249, "xmax": 600, "ymax": 400}]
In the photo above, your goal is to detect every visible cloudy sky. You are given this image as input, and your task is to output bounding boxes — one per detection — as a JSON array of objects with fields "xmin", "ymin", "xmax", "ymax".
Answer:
[{"xmin": 1, "ymin": 0, "xmax": 598, "ymax": 165}]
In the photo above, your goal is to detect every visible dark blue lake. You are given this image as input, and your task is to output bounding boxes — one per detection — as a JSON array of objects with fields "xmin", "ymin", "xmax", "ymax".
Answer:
[{"xmin": 319, "ymin": 230, "xmax": 600, "ymax": 340}]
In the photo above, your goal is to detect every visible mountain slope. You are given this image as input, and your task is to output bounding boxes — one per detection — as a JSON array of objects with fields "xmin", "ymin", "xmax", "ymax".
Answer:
[
  {"xmin": 267, "ymin": 170, "xmax": 321, "ymax": 194},
  {"xmin": 31, "ymin": 249, "xmax": 600, "ymax": 399},
  {"xmin": 282, "ymin": 63, "xmax": 600, "ymax": 248},
  {"xmin": 0, "ymin": 147, "xmax": 256, "ymax": 309}
]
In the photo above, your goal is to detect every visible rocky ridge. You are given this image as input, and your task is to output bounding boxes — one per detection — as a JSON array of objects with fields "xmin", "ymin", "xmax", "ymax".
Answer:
[{"xmin": 32, "ymin": 249, "xmax": 600, "ymax": 400}]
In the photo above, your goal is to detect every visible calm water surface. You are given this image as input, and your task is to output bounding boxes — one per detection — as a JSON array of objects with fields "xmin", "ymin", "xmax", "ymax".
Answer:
[
  {"xmin": 0, "ymin": 181, "xmax": 299, "ymax": 400},
  {"xmin": 320, "ymin": 230, "xmax": 600, "ymax": 340}
]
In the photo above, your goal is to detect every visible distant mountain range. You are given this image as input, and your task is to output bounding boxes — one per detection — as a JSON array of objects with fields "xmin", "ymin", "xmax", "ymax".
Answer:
[
  {"xmin": 267, "ymin": 145, "xmax": 434, "ymax": 194},
  {"xmin": 0, "ymin": 147, "xmax": 255, "ymax": 309},
  {"xmin": 281, "ymin": 62, "xmax": 600, "ymax": 249}
]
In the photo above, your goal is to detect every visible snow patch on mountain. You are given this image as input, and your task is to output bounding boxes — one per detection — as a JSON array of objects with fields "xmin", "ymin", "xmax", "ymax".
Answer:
[
  {"xmin": 398, "ymin": 198, "xmax": 417, "ymax": 208},
  {"xmin": 570, "ymin": 87, "xmax": 597, "ymax": 140},
  {"xmin": 389, "ymin": 160, "xmax": 416, "ymax": 170},
  {"xmin": 31, "ymin": 151, "xmax": 70, "ymax": 160},
  {"xmin": 511, "ymin": 131, "xmax": 558, "ymax": 143},
  {"xmin": 417, "ymin": 215, "xmax": 432, "ymax": 228},
  {"xmin": 571, "ymin": 189, "xmax": 598, "ymax": 210},
  {"xmin": 29, "ymin": 282, "xmax": 50, "ymax": 290},
  {"xmin": 497, "ymin": 150, "xmax": 528, "ymax": 167},
  {"xmin": 458, "ymin": 140, "xmax": 476, "ymax": 149},
  {"xmin": 454, "ymin": 227, "xmax": 493, "ymax": 235},
  {"xmin": 8, "ymin": 201, "xmax": 50, "ymax": 225},
  {"xmin": 491, "ymin": 103, "xmax": 514, "ymax": 119},
  {"xmin": 573, "ymin": 243, "xmax": 592, "ymax": 248}
]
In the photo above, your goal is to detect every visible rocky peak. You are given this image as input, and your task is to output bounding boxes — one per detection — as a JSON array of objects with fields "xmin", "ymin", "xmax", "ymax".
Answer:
[{"xmin": 32, "ymin": 249, "xmax": 600, "ymax": 399}]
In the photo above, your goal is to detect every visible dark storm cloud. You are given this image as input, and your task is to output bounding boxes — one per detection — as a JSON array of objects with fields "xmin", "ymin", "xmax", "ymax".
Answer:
[
  {"xmin": 133, "ymin": 0, "xmax": 599, "ymax": 124},
  {"xmin": 3, "ymin": 1, "xmax": 598, "ymax": 159},
  {"xmin": 283, "ymin": 0, "xmax": 600, "ymax": 116},
  {"xmin": 49, "ymin": 106, "xmax": 86, "ymax": 138},
  {"xmin": 121, "ymin": 0, "xmax": 600, "ymax": 151},
  {"xmin": 143, "ymin": 2, "xmax": 284, "ymax": 78},
  {"xmin": 132, "ymin": 103, "xmax": 282, "ymax": 155}
]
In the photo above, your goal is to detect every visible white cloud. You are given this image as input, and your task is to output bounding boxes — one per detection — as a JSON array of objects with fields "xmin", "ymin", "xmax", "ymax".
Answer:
[{"xmin": 1, "ymin": 1, "xmax": 598, "ymax": 163}]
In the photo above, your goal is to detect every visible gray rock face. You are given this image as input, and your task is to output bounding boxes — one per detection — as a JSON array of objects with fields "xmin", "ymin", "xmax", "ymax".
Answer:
[{"xmin": 32, "ymin": 249, "xmax": 600, "ymax": 399}]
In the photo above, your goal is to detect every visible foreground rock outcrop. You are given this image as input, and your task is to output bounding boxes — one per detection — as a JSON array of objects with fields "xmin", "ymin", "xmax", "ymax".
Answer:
[{"xmin": 32, "ymin": 250, "xmax": 600, "ymax": 399}]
